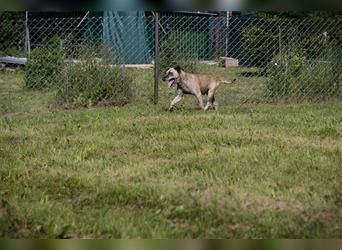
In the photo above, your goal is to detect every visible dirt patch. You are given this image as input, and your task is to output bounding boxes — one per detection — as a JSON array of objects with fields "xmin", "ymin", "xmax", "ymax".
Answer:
[
  {"xmin": 246, "ymin": 195, "xmax": 304, "ymax": 213},
  {"xmin": 199, "ymin": 187, "xmax": 304, "ymax": 214}
]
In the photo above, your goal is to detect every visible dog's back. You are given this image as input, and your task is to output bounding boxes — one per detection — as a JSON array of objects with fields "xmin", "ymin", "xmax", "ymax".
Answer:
[{"xmin": 181, "ymin": 72, "xmax": 219, "ymax": 94}]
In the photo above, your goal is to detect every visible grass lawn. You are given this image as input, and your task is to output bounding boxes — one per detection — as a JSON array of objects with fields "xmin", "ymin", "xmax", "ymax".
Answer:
[{"xmin": 0, "ymin": 71, "xmax": 341, "ymax": 238}]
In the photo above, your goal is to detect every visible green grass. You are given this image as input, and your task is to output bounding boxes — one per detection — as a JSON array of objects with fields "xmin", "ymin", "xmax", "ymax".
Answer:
[{"xmin": 0, "ymin": 71, "xmax": 341, "ymax": 238}]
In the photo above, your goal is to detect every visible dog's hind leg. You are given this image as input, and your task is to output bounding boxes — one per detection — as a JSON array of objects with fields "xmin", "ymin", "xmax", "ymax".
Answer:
[
  {"xmin": 213, "ymin": 97, "xmax": 219, "ymax": 110},
  {"xmin": 204, "ymin": 89, "xmax": 215, "ymax": 111},
  {"xmin": 195, "ymin": 94, "xmax": 205, "ymax": 110}
]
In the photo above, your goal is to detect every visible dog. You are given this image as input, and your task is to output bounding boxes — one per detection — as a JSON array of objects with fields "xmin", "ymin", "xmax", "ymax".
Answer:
[{"xmin": 162, "ymin": 66, "xmax": 236, "ymax": 111}]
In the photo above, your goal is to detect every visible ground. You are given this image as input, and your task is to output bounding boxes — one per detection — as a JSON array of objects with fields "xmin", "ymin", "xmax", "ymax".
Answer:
[{"xmin": 0, "ymin": 70, "xmax": 341, "ymax": 238}]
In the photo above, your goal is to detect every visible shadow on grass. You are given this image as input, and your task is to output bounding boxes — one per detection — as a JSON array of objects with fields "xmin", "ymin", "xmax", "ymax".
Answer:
[{"xmin": 238, "ymin": 68, "xmax": 266, "ymax": 77}]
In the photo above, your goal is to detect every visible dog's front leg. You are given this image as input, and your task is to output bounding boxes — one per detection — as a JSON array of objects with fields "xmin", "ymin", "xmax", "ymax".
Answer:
[{"xmin": 168, "ymin": 92, "xmax": 184, "ymax": 111}]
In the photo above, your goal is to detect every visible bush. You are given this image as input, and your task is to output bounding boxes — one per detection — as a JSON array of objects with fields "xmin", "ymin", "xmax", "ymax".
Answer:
[
  {"xmin": 266, "ymin": 51, "xmax": 306, "ymax": 98},
  {"xmin": 291, "ymin": 46, "xmax": 341, "ymax": 100},
  {"xmin": 291, "ymin": 62, "xmax": 339, "ymax": 100},
  {"xmin": 24, "ymin": 37, "xmax": 63, "ymax": 90},
  {"xmin": 266, "ymin": 47, "xmax": 341, "ymax": 100},
  {"xmin": 57, "ymin": 57, "xmax": 133, "ymax": 107},
  {"xmin": 0, "ymin": 12, "xmax": 24, "ymax": 56}
]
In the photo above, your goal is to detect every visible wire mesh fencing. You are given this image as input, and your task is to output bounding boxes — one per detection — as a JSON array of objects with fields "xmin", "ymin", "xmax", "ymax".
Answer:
[
  {"xmin": 0, "ymin": 12, "xmax": 341, "ymax": 109},
  {"xmin": 158, "ymin": 14, "xmax": 342, "ymax": 105}
]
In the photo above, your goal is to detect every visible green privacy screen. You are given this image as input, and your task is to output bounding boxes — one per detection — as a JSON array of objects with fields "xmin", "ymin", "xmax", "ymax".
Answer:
[
  {"xmin": 102, "ymin": 11, "xmax": 212, "ymax": 64},
  {"xmin": 102, "ymin": 11, "xmax": 153, "ymax": 64}
]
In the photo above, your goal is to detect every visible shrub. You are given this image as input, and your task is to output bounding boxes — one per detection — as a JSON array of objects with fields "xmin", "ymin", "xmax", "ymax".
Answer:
[
  {"xmin": 24, "ymin": 37, "xmax": 63, "ymax": 90},
  {"xmin": 290, "ymin": 62, "xmax": 339, "ymax": 100},
  {"xmin": 0, "ymin": 12, "xmax": 24, "ymax": 56},
  {"xmin": 266, "ymin": 51, "xmax": 306, "ymax": 99},
  {"xmin": 57, "ymin": 57, "xmax": 133, "ymax": 107},
  {"xmin": 266, "ymin": 47, "xmax": 341, "ymax": 101},
  {"xmin": 291, "ymin": 46, "xmax": 341, "ymax": 100}
]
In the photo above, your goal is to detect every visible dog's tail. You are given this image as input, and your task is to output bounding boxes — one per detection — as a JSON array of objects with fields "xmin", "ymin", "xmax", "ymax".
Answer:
[{"xmin": 220, "ymin": 78, "xmax": 236, "ymax": 84}]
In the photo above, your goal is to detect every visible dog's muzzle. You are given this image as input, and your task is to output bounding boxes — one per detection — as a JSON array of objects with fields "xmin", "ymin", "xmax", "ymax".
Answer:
[{"xmin": 162, "ymin": 75, "xmax": 176, "ymax": 88}]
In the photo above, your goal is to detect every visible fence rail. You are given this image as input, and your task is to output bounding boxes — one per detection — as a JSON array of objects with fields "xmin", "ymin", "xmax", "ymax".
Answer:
[{"xmin": 0, "ymin": 12, "xmax": 341, "ymax": 108}]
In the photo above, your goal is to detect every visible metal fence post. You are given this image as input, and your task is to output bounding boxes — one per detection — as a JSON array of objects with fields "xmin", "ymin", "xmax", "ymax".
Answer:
[
  {"xmin": 278, "ymin": 23, "xmax": 282, "ymax": 55},
  {"xmin": 25, "ymin": 11, "xmax": 31, "ymax": 55},
  {"xmin": 154, "ymin": 12, "xmax": 160, "ymax": 104}
]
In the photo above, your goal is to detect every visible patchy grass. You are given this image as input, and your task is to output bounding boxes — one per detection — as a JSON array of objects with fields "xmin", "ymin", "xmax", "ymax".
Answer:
[{"xmin": 0, "ymin": 71, "xmax": 341, "ymax": 238}]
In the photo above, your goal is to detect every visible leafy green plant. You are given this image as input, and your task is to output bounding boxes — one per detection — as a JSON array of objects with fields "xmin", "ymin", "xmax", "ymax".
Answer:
[
  {"xmin": 0, "ymin": 12, "xmax": 24, "ymax": 56},
  {"xmin": 57, "ymin": 52, "xmax": 133, "ymax": 107},
  {"xmin": 266, "ymin": 51, "xmax": 306, "ymax": 99},
  {"xmin": 290, "ymin": 49, "xmax": 341, "ymax": 100},
  {"xmin": 24, "ymin": 37, "xmax": 64, "ymax": 90},
  {"xmin": 266, "ymin": 46, "xmax": 341, "ymax": 100}
]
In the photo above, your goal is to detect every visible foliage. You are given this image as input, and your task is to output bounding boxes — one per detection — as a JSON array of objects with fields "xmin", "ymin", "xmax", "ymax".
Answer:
[
  {"xmin": 252, "ymin": 11, "xmax": 342, "ymax": 19},
  {"xmin": 266, "ymin": 45, "xmax": 341, "ymax": 100},
  {"xmin": 0, "ymin": 12, "xmax": 24, "ymax": 56},
  {"xmin": 24, "ymin": 37, "xmax": 64, "ymax": 90},
  {"xmin": 266, "ymin": 51, "xmax": 307, "ymax": 98},
  {"xmin": 241, "ymin": 13, "xmax": 342, "ymax": 68},
  {"xmin": 57, "ymin": 51, "xmax": 133, "ymax": 107},
  {"xmin": 292, "ymin": 46, "xmax": 342, "ymax": 100}
]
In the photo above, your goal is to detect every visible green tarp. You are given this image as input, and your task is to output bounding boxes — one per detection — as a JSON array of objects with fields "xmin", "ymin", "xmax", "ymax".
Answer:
[{"xmin": 103, "ymin": 11, "xmax": 152, "ymax": 64}]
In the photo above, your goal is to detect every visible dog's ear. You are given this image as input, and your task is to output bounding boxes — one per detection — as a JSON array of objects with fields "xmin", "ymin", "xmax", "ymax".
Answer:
[{"xmin": 174, "ymin": 65, "xmax": 181, "ymax": 73}]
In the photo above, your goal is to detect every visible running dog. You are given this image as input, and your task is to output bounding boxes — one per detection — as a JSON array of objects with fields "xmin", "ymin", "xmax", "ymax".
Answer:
[{"xmin": 162, "ymin": 66, "xmax": 236, "ymax": 111}]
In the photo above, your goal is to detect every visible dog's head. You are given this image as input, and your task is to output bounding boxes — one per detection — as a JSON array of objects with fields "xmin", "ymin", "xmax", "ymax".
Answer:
[{"xmin": 162, "ymin": 66, "xmax": 181, "ymax": 88}]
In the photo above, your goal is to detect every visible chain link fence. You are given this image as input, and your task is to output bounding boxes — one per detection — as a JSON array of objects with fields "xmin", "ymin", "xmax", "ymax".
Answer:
[{"xmin": 0, "ymin": 12, "xmax": 341, "ymax": 109}]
